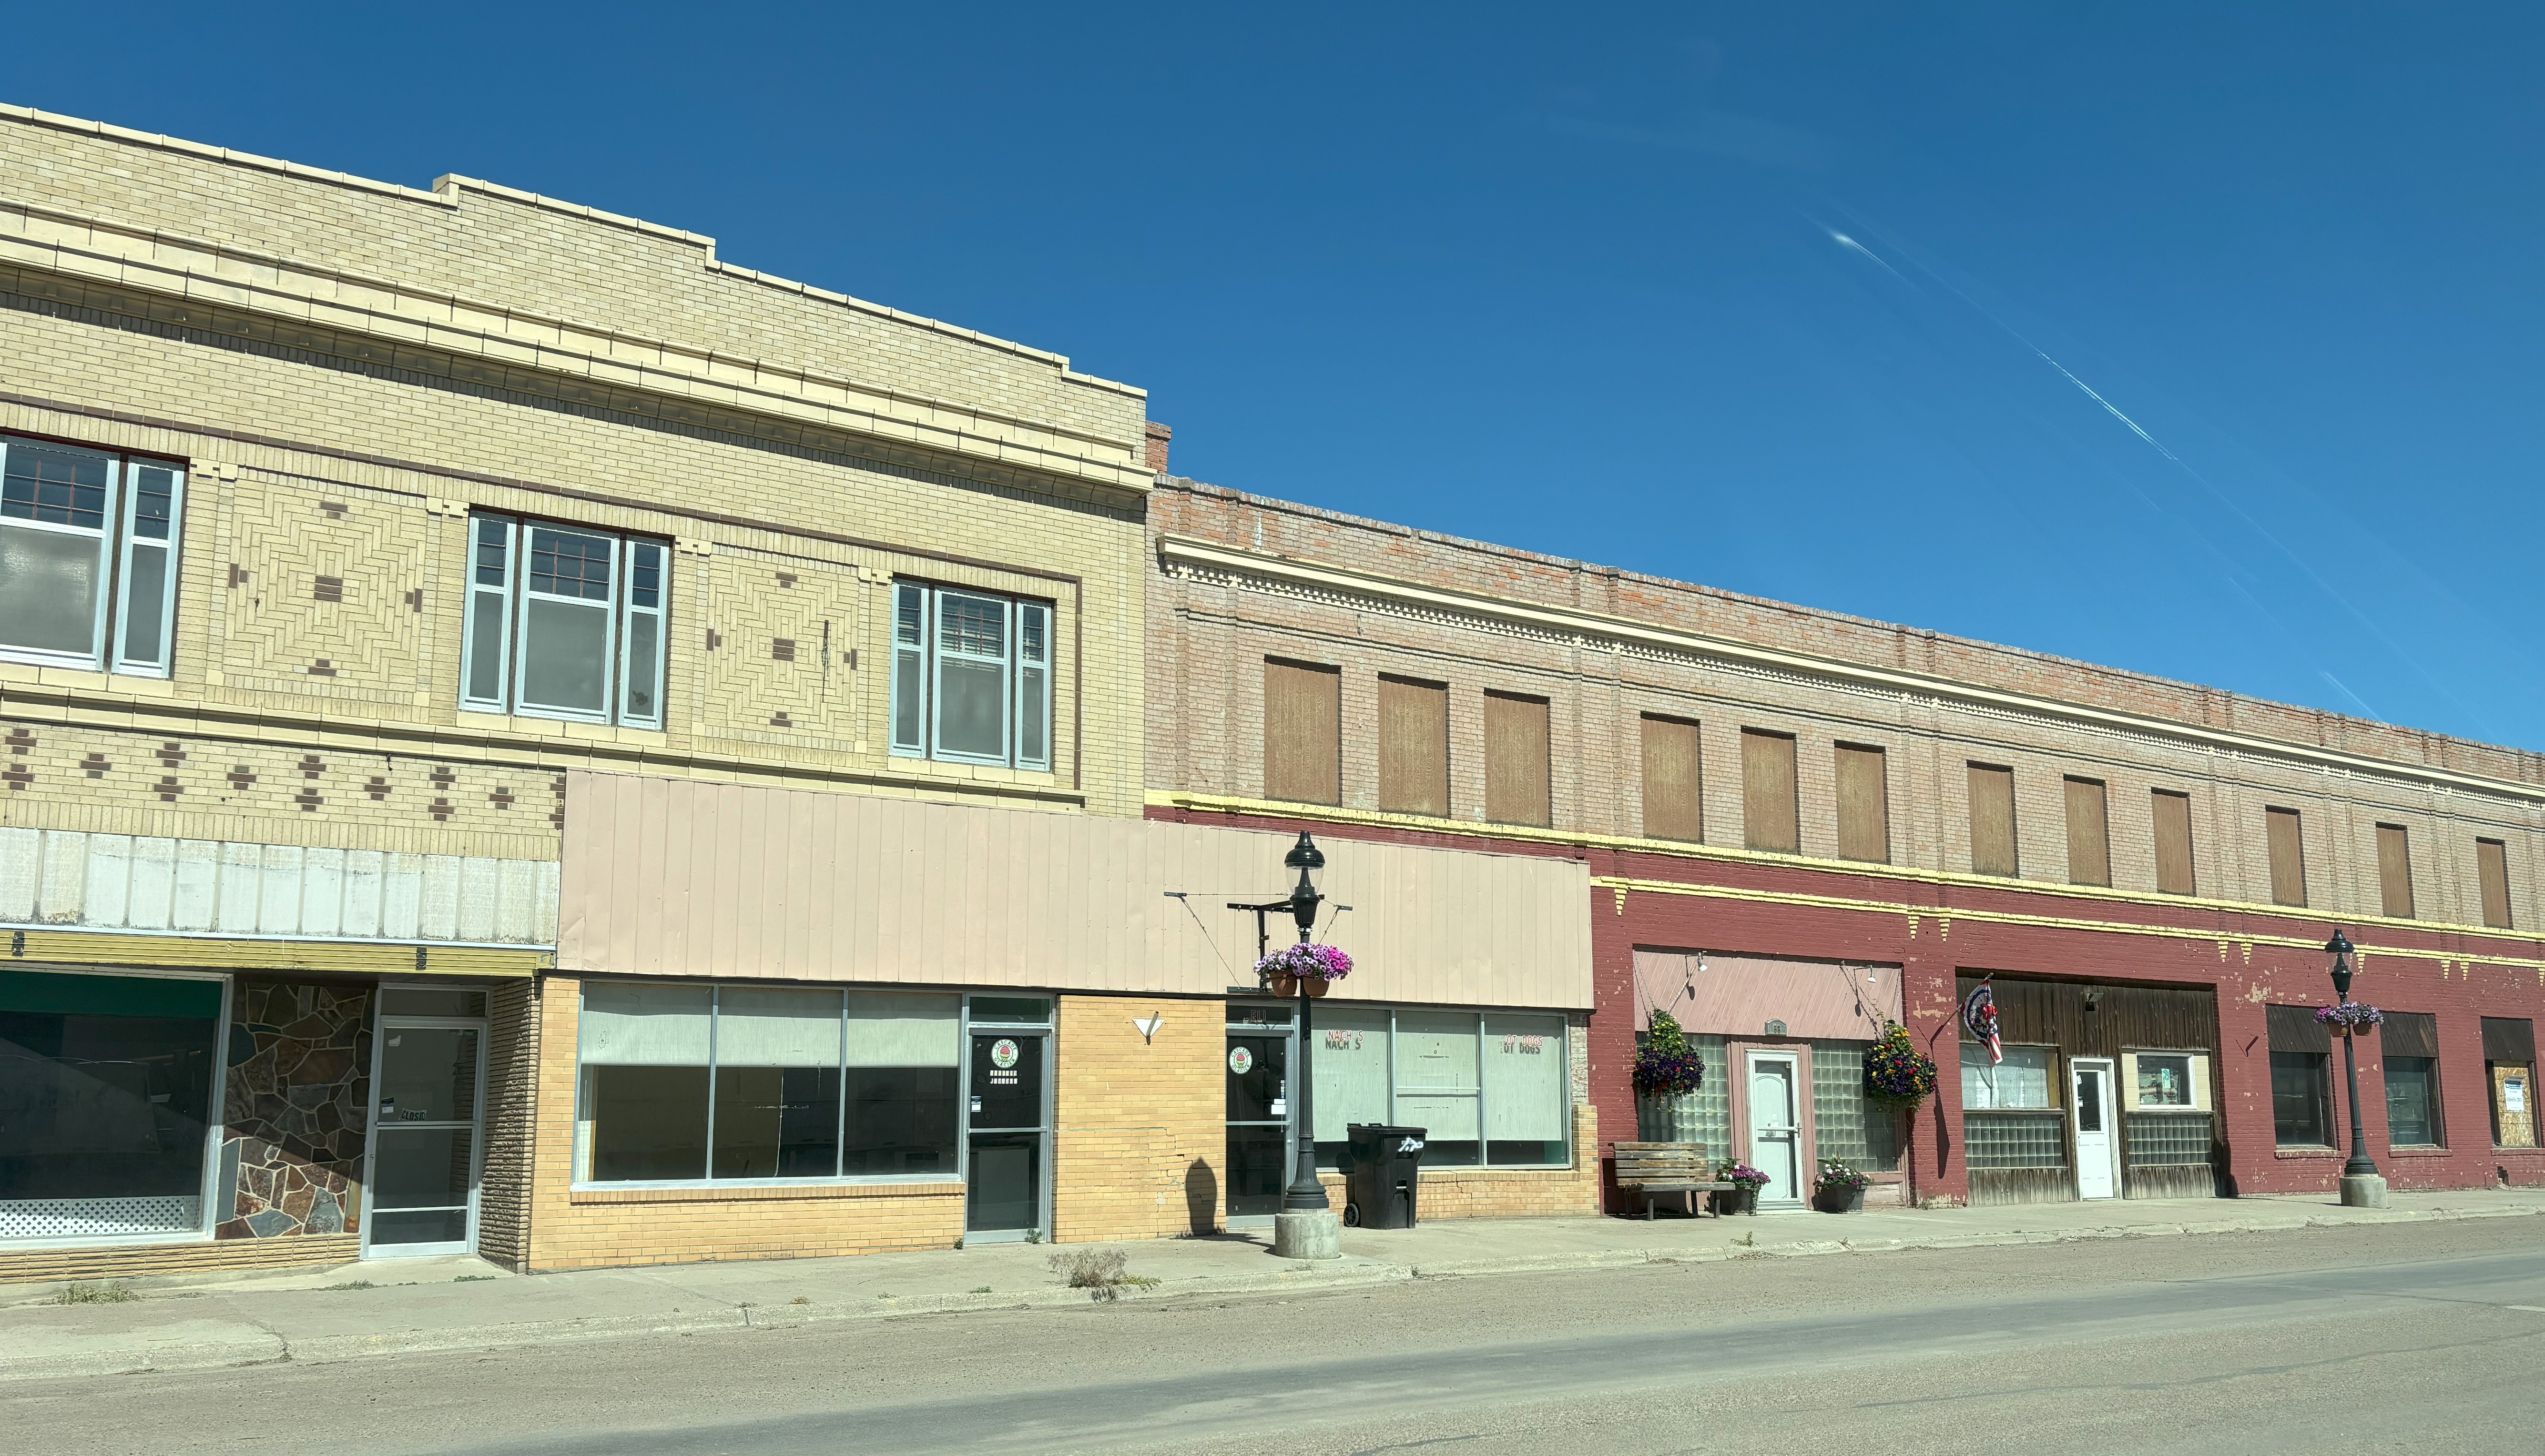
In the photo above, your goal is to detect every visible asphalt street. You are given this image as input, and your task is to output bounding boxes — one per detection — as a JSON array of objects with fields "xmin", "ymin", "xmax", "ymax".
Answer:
[{"xmin": 14, "ymin": 1218, "xmax": 2542, "ymax": 1455}]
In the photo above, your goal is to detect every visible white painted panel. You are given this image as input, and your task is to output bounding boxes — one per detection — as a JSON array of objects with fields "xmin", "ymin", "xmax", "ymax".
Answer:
[
  {"xmin": 532, "ymin": 860, "xmax": 561, "ymax": 944},
  {"xmin": 215, "ymin": 840, "xmax": 262, "ymax": 932},
  {"xmin": 0, "ymin": 828, "xmax": 40, "ymax": 920},
  {"xmin": 418, "ymin": 855, "xmax": 461, "ymax": 940},
  {"xmin": 255, "ymin": 845, "xmax": 304, "ymax": 934},
  {"xmin": 341, "ymin": 849, "xmax": 385, "ymax": 939},
  {"xmin": 82, "ymin": 835, "xmax": 132, "ymax": 927},
  {"xmin": 301, "ymin": 849, "xmax": 345, "ymax": 937},
  {"xmin": 495, "ymin": 859, "xmax": 540, "ymax": 942},
  {"xmin": 457, "ymin": 857, "xmax": 499, "ymax": 941},
  {"xmin": 172, "ymin": 841, "xmax": 220, "ymax": 930},
  {"xmin": 37, "ymin": 830, "xmax": 88, "ymax": 922},
  {"xmin": 127, "ymin": 838, "xmax": 176, "ymax": 930},
  {"xmin": 382, "ymin": 853, "xmax": 425, "ymax": 939}
]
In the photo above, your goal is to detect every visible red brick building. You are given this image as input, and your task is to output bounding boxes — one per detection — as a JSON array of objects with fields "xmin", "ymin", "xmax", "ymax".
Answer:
[{"xmin": 1145, "ymin": 476, "xmax": 2545, "ymax": 1209}]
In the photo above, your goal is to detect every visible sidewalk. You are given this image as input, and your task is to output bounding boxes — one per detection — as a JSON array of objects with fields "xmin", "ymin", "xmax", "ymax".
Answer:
[{"xmin": 6, "ymin": 1186, "xmax": 2539, "ymax": 1382}]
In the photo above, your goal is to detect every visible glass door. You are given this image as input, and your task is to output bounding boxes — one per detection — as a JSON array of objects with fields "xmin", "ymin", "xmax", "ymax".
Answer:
[
  {"xmin": 364, "ymin": 1016, "xmax": 486, "ymax": 1257},
  {"xmin": 1225, "ymin": 1029, "xmax": 1293, "ymax": 1222},
  {"xmin": 966, "ymin": 1031, "xmax": 1047, "ymax": 1239}
]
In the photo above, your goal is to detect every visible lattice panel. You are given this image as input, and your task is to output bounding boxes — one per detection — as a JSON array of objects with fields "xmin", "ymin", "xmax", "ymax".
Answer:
[
  {"xmin": 219, "ymin": 480, "xmax": 433, "ymax": 704},
  {"xmin": 0, "ymin": 1196, "xmax": 202, "ymax": 1241}
]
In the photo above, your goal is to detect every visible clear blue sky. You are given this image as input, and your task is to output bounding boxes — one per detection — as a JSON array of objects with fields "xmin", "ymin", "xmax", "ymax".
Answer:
[{"xmin": 10, "ymin": 6, "xmax": 2540, "ymax": 748}]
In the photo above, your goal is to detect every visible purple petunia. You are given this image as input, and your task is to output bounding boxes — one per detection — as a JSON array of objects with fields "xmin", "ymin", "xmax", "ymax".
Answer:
[{"xmin": 1255, "ymin": 943, "xmax": 1354, "ymax": 981}]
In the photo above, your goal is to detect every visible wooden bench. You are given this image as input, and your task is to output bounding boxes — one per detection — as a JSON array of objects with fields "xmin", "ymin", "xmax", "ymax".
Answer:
[{"xmin": 1613, "ymin": 1141, "xmax": 1735, "ymax": 1220}]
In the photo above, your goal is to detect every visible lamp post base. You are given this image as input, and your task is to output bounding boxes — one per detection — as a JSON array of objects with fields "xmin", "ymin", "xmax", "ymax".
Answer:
[
  {"xmin": 2338, "ymin": 1173, "xmax": 2389, "ymax": 1209},
  {"xmin": 1272, "ymin": 1209, "xmax": 1341, "ymax": 1260}
]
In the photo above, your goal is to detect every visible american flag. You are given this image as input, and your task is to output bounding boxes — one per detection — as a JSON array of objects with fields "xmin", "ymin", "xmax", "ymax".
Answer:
[{"xmin": 1962, "ymin": 980, "xmax": 2003, "ymax": 1065}]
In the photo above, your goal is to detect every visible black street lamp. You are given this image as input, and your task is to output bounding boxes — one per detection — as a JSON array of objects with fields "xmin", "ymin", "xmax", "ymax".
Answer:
[
  {"xmin": 2326, "ymin": 930, "xmax": 2381, "ymax": 1181},
  {"xmin": 1279, "ymin": 832, "xmax": 1331, "ymax": 1217}
]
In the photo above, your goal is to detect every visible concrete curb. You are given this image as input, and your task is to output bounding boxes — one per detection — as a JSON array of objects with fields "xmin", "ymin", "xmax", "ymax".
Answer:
[{"xmin": 3, "ymin": 1202, "xmax": 2535, "ymax": 1382}]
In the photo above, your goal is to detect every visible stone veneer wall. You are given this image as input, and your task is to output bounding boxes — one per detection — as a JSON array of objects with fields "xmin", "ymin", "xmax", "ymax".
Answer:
[{"xmin": 218, "ymin": 978, "xmax": 372, "ymax": 1239}]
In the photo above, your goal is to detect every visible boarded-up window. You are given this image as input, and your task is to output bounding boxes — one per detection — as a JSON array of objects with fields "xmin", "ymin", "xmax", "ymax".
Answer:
[
  {"xmin": 1262, "ymin": 659, "xmax": 1340, "ymax": 806},
  {"xmin": 1483, "ymin": 691, "xmax": 1551, "ymax": 828},
  {"xmin": 2477, "ymin": 839, "xmax": 2513, "ymax": 930},
  {"xmin": 1740, "ymin": 730, "xmax": 1799, "ymax": 854},
  {"xmin": 2266, "ymin": 807, "xmax": 2307, "ymax": 907},
  {"xmin": 1640, "ymin": 715, "xmax": 1701, "ymax": 842},
  {"xmin": 2151, "ymin": 789, "xmax": 2195, "ymax": 896},
  {"xmin": 2376, "ymin": 823, "xmax": 2415, "ymax": 919},
  {"xmin": 1834, "ymin": 744, "xmax": 1889, "ymax": 864},
  {"xmin": 2063, "ymin": 777, "xmax": 2110, "ymax": 887},
  {"xmin": 1968, "ymin": 763, "xmax": 2018, "ymax": 877},
  {"xmin": 1377, "ymin": 676, "xmax": 1449, "ymax": 818},
  {"xmin": 2484, "ymin": 1017, "xmax": 2538, "ymax": 1149}
]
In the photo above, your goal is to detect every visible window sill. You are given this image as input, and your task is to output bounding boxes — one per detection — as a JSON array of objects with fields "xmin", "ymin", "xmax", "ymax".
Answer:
[
  {"xmin": 2273, "ymin": 1146, "xmax": 2342, "ymax": 1159},
  {"xmin": 570, "ymin": 1180, "xmax": 963, "ymax": 1205},
  {"xmin": 457, "ymin": 709, "xmax": 668, "ymax": 748},
  {"xmin": 2385, "ymin": 1146, "xmax": 2451, "ymax": 1156},
  {"xmin": 2491, "ymin": 1146, "xmax": 2545, "ymax": 1156},
  {"xmin": 886, "ymin": 754, "xmax": 1059, "ymax": 788}
]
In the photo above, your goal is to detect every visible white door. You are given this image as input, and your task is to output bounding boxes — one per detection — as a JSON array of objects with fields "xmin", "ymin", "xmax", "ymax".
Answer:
[
  {"xmin": 1746, "ymin": 1052, "xmax": 1802, "ymax": 1205},
  {"xmin": 2072, "ymin": 1059, "xmax": 2117, "ymax": 1200}
]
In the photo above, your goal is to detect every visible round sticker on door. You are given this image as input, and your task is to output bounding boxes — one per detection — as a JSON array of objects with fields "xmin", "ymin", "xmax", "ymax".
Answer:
[
  {"xmin": 990, "ymin": 1038, "xmax": 1021, "ymax": 1070},
  {"xmin": 1228, "ymin": 1046, "xmax": 1254, "ymax": 1076}
]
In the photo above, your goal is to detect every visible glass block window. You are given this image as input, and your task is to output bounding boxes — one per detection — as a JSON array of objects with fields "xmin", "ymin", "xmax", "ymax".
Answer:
[
  {"xmin": 1810, "ymin": 1040, "xmax": 1901, "ymax": 1172},
  {"xmin": 2123, "ymin": 1112, "xmax": 2212, "ymax": 1167},
  {"xmin": 1635, "ymin": 1031, "xmax": 1729, "ymax": 1154},
  {"xmin": 888, "ymin": 581, "xmax": 1053, "ymax": 771},
  {"xmin": 0, "ymin": 436, "xmax": 186, "ymax": 676},
  {"xmin": 1964, "ymin": 1111, "xmax": 2067, "ymax": 1170},
  {"xmin": 459, "ymin": 514, "xmax": 668, "ymax": 728}
]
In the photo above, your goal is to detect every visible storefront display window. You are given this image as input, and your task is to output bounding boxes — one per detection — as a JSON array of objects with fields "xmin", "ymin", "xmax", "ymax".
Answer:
[
  {"xmin": 576, "ymin": 982, "xmax": 960, "ymax": 1184},
  {"xmin": 1961, "ymin": 1044, "xmax": 2064, "ymax": 1171},
  {"xmin": 1308, "ymin": 1006, "xmax": 1571, "ymax": 1171},
  {"xmin": 2134, "ymin": 1053, "xmax": 2194, "ymax": 1108},
  {"xmin": 0, "ymin": 970, "xmax": 224, "ymax": 1242},
  {"xmin": 1961, "ymin": 1044, "xmax": 2054, "ymax": 1109}
]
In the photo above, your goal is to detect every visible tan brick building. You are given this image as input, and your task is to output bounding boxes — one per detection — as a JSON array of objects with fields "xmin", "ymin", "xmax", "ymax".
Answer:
[
  {"xmin": 0, "ymin": 108, "xmax": 1592, "ymax": 1281},
  {"xmin": 1146, "ymin": 479, "xmax": 2545, "ymax": 1208}
]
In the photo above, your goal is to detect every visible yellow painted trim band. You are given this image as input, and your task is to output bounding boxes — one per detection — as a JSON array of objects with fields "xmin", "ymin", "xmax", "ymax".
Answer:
[
  {"xmin": 5, "ymin": 930, "xmax": 545, "ymax": 978},
  {"xmin": 1152, "ymin": 789, "xmax": 2544, "ymax": 952},
  {"xmin": 1593, "ymin": 875, "xmax": 2545, "ymax": 977}
]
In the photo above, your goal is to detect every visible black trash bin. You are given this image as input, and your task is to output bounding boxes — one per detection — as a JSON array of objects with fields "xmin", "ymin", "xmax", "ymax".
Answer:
[{"xmin": 1342, "ymin": 1123, "xmax": 1428, "ymax": 1229}]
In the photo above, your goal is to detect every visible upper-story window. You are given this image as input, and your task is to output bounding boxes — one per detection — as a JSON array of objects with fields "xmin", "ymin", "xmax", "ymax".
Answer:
[
  {"xmin": 0, "ymin": 435, "xmax": 184, "ymax": 677},
  {"xmin": 889, "ymin": 581, "xmax": 1050, "ymax": 771},
  {"xmin": 459, "ymin": 514, "xmax": 668, "ymax": 728}
]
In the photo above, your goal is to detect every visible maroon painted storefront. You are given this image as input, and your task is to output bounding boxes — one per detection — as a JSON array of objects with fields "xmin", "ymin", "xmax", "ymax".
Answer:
[{"xmin": 1153, "ymin": 805, "xmax": 2545, "ymax": 1208}]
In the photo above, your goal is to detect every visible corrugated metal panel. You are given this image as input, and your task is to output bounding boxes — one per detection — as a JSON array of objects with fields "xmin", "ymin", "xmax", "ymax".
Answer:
[
  {"xmin": 0, "ymin": 826, "xmax": 554, "ymax": 946},
  {"xmin": 559, "ymin": 771, "xmax": 1594, "ymax": 1009}
]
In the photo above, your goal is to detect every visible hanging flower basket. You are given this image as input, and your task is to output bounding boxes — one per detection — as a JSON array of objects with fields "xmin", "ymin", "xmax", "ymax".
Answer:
[
  {"xmin": 1633, "ymin": 1011, "xmax": 1708, "ymax": 1097},
  {"xmin": 2315, "ymin": 1002, "xmax": 2383, "ymax": 1036},
  {"xmin": 1257, "ymin": 943, "xmax": 1352, "ymax": 998},
  {"xmin": 1863, "ymin": 1022, "xmax": 1939, "ymax": 1109}
]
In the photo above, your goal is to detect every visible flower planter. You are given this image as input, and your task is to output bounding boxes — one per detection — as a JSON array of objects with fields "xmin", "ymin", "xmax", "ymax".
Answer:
[
  {"xmin": 1303, "ymin": 977, "xmax": 1330, "ymax": 999},
  {"xmin": 1812, "ymin": 1184, "xmax": 1865, "ymax": 1213},
  {"xmin": 1711, "ymin": 1186, "xmax": 1759, "ymax": 1216},
  {"xmin": 1271, "ymin": 975, "xmax": 1298, "ymax": 997}
]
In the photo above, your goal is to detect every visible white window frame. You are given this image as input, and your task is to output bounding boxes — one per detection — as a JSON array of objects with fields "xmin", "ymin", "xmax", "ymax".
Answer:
[
  {"xmin": 0, "ymin": 435, "xmax": 187, "ymax": 677},
  {"xmin": 458, "ymin": 513, "xmax": 668, "ymax": 728},
  {"xmin": 1306, "ymin": 1005, "xmax": 1572, "ymax": 1172},
  {"xmin": 888, "ymin": 580, "xmax": 1054, "ymax": 772}
]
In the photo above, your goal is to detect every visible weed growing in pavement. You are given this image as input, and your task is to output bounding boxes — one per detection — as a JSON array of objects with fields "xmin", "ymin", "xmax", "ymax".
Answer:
[
  {"xmin": 54, "ymin": 1281, "xmax": 137, "ymax": 1304},
  {"xmin": 1026, "ymin": 1228, "xmax": 1044, "ymax": 1244},
  {"xmin": 1047, "ymin": 1248, "xmax": 1155, "ymax": 1301},
  {"xmin": 322, "ymin": 1281, "xmax": 377, "ymax": 1291},
  {"xmin": 453, "ymin": 1275, "xmax": 495, "ymax": 1283},
  {"xmin": 790, "ymin": 1296, "xmax": 811, "ymax": 1305},
  {"xmin": 1733, "ymin": 1232, "xmax": 1755, "ymax": 1248},
  {"xmin": 971, "ymin": 1285, "xmax": 993, "ymax": 1294}
]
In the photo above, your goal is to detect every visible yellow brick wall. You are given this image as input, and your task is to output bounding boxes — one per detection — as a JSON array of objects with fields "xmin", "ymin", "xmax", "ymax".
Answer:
[
  {"xmin": 515, "ymin": 974, "xmax": 964, "ymax": 1272},
  {"xmin": 1050, "ymin": 992, "xmax": 1227, "ymax": 1242}
]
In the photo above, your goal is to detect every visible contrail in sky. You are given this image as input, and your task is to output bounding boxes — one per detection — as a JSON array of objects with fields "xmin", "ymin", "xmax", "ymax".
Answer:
[{"xmin": 1817, "ymin": 220, "xmax": 2485, "ymax": 730}]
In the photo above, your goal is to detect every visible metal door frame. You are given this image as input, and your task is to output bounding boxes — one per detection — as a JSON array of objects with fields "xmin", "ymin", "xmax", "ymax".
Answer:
[
  {"xmin": 1222, "ymin": 1020, "xmax": 1297, "ymax": 1228},
  {"xmin": 360, "ymin": 1008, "xmax": 489, "ymax": 1260},
  {"xmin": 961, "ymin": 1024, "xmax": 1053, "ymax": 1243}
]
